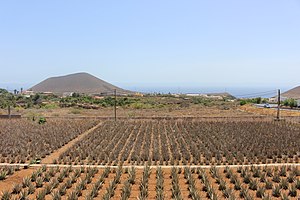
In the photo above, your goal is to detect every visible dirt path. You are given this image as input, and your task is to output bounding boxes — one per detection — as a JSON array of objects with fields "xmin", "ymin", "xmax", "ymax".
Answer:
[
  {"xmin": 41, "ymin": 121, "xmax": 103, "ymax": 164},
  {"xmin": 0, "ymin": 122, "xmax": 103, "ymax": 193},
  {"xmin": 0, "ymin": 167, "xmax": 35, "ymax": 192}
]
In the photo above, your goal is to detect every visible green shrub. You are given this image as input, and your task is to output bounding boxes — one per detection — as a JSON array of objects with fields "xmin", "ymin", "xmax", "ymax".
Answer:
[
  {"xmin": 38, "ymin": 117, "xmax": 47, "ymax": 124},
  {"xmin": 42, "ymin": 103, "xmax": 58, "ymax": 109},
  {"xmin": 240, "ymin": 100, "xmax": 247, "ymax": 106}
]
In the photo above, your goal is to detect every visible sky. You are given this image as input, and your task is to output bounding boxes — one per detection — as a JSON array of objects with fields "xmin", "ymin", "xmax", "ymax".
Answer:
[{"xmin": 0, "ymin": 0, "xmax": 300, "ymax": 93}]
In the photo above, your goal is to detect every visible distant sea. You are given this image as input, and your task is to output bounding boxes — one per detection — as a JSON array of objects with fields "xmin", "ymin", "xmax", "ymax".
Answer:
[{"xmin": 125, "ymin": 86, "xmax": 289, "ymax": 98}]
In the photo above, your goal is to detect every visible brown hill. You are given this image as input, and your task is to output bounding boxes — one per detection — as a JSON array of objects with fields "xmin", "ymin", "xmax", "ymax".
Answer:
[
  {"xmin": 30, "ymin": 72, "xmax": 134, "ymax": 95},
  {"xmin": 282, "ymin": 86, "xmax": 300, "ymax": 99}
]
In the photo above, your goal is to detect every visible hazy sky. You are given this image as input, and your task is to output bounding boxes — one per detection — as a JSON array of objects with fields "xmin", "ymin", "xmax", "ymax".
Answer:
[{"xmin": 0, "ymin": 0, "xmax": 300, "ymax": 90}]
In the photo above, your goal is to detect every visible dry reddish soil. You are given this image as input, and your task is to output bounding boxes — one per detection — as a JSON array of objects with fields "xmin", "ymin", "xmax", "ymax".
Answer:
[
  {"xmin": 1, "ymin": 166, "xmax": 300, "ymax": 199},
  {"xmin": 0, "ymin": 167, "xmax": 35, "ymax": 192}
]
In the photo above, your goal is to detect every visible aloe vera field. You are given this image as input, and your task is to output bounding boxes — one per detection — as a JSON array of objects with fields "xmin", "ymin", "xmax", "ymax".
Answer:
[{"xmin": 0, "ymin": 117, "xmax": 300, "ymax": 199}]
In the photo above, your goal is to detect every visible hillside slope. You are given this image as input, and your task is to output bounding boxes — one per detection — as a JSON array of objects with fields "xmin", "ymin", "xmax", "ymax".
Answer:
[
  {"xmin": 30, "ymin": 72, "xmax": 134, "ymax": 95},
  {"xmin": 282, "ymin": 86, "xmax": 300, "ymax": 99}
]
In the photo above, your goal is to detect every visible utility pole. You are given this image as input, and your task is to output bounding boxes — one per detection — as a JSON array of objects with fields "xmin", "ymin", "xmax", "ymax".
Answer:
[
  {"xmin": 8, "ymin": 105, "xmax": 11, "ymax": 119},
  {"xmin": 114, "ymin": 89, "xmax": 117, "ymax": 121},
  {"xmin": 276, "ymin": 89, "xmax": 281, "ymax": 120}
]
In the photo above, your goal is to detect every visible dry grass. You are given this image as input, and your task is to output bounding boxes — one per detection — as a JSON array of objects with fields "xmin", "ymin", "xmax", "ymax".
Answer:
[{"xmin": 240, "ymin": 104, "xmax": 300, "ymax": 117}]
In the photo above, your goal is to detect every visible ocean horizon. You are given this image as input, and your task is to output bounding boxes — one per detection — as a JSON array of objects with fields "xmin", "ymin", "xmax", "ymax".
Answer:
[{"xmin": 125, "ymin": 86, "xmax": 288, "ymax": 98}]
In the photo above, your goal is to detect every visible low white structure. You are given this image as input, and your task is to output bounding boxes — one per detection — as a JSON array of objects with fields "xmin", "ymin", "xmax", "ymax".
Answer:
[
  {"xmin": 63, "ymin": 92, "xmax": 74, "ymax": 97},
  {"xmin": 269, "ymin": 96, "xmax": 288, "ymax": 103}
]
